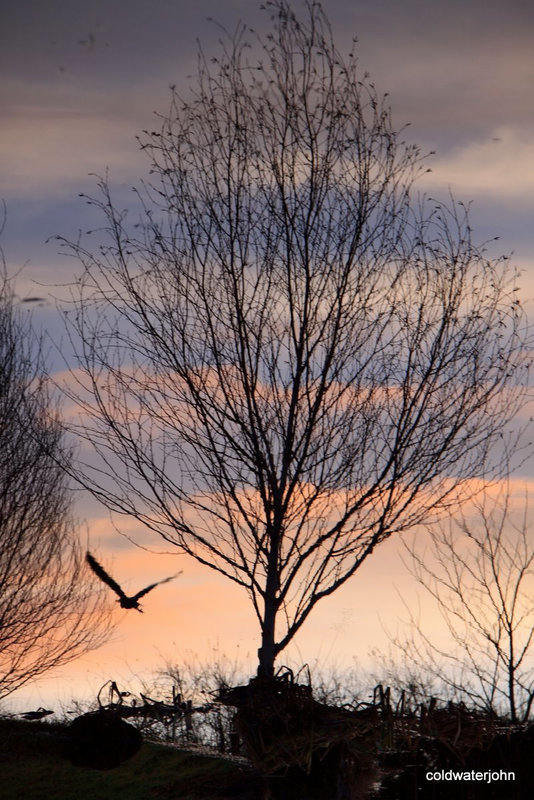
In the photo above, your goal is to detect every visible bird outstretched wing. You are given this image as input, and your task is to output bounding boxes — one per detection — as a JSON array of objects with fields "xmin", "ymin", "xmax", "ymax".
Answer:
[
  {"xmin": 132, "ymin": 572, "xmax": 182, "ymax": 602},
  {"xmin": 86, "ymin": 552, "xmax": 127, "ymax": 601}
]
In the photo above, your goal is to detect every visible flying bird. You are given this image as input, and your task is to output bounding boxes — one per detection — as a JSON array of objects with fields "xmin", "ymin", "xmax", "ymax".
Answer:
[{"xmin": 86, "ymin": 552, "xmax": 181, "ymax": 612}]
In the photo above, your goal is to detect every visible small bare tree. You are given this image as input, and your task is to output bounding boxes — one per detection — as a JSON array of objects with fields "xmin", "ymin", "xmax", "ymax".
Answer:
[
  {"xmin": 60, "ymin": 1, "xmax": 528, "ymax": 678},
  {"xmin": 394, "ymin": 485, "xmax": 534, "ymax": 722},
  {"xmin": 0, "ymin": 260, "xmax": 111, "ymax": 699}
]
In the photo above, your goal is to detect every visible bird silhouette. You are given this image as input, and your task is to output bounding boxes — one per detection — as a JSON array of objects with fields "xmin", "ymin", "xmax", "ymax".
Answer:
[
  {"xmin": 19, "ymin": 708, "xmax": 53, "ymax": 721},
  {"xmin": 86, "ymin": 552, "xmax": 180, "ymax": 612}
]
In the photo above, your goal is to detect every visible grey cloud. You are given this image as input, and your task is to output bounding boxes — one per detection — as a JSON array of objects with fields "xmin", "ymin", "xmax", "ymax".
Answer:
[{"xmin": 2, "ymin": 0, "xmax": 532, "ymax": 306}]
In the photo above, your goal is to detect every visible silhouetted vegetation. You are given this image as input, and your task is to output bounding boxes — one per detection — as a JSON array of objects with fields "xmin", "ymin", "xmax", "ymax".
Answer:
[
  {"xmin": 0, "ymin": 246, "xmax": 111, "ymax": 699},
  {"xmin": 394, "ymin": 485, "xmax": 534, "ymax": 723},
  {"xmin": 3, "ymin": 669, "xmax": 534, "ymax": 798}
]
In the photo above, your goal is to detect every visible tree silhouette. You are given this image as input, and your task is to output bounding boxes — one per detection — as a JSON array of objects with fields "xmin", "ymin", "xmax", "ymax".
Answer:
[
  {"xmin": 61, "ymin": 1, "xmax": 528, "ymax": 678},
  {"xmin": 394, "ymin": 484, "xmax": 534, "ymax": 722},
  {"xmin": 0, "ymin": 258, "xmax": 111, "ymax": 699}
]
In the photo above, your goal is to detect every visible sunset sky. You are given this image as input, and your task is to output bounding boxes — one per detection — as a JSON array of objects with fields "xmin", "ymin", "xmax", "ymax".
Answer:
[{"xmin": 2, "ymin": 0, "xmax": 534, "ymax": 714}]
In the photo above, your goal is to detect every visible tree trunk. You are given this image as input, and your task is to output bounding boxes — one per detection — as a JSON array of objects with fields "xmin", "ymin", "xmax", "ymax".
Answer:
[
  {"xmin": 257, "ymin": 531, "xmax": 280, "ymax": 678},
  {"xmin": 257, "ymin": 608, "xmax": 277, "ymax": 678},
  {"xmin": 508, "ymin": 645, "xmax": 517, "ymax": 723}
]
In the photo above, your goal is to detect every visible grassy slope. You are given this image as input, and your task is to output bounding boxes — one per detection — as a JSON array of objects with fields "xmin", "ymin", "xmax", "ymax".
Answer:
[{"xmin": 0, "ymin": 719, "xmax": 256, "ymax": 800}]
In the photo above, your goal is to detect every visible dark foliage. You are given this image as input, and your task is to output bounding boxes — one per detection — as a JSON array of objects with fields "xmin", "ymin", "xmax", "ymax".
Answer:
[{"xmin": 66, "ymin": 711, "xmax": 143, "ymax": 770}]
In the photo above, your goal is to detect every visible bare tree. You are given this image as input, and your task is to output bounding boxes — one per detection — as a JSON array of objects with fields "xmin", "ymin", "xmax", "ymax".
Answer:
[
  {"xmin": 60, "ymin": 1, "xmax": 528, "ymax": 678},
  {"xmin": 0, "ymin": 260, "xmax": 111, "ymax": 699},
  {"xmin": 392, "ymin": 485, "xmax": 534, "ymax": 722}
]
